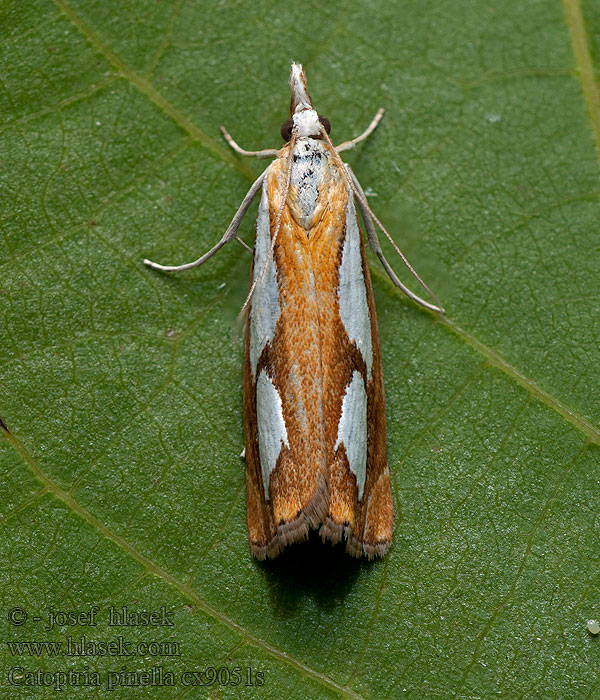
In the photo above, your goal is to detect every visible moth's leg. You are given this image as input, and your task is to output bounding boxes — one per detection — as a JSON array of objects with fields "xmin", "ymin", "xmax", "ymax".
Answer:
[
  {"xmin": 335, "ymin": 108, "xmax": 385, "ymax": 153},
  {"xmin": 235, "ymin": 236, "xmax": 252, "ymax": 253},
  {"xmin": 220, "ymin": 126, "xmax": 278, "ymax": 159},
  {"xmin": 143, "ymin": 170, "xmax": 266, "ymax": 272},
  {"xmin": 348, "ymin": 166, "xmax": 445, "ymax": 314}
]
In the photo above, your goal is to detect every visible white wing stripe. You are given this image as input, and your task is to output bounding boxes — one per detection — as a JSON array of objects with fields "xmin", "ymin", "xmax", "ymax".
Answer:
[
  {"xmin": 249, "ymin": 174, "xmax": 280, "ymax": 377},
  {"xmin": 256, "ymin": 370, "xmax": 289, "ymax": 499},
  {"xmin": 335, "ymin": 370, "xmax": 367, "ymax": 500},
  {"xmin": 338, "ymin": 192, "xmax": 373, "ymax": 375}
]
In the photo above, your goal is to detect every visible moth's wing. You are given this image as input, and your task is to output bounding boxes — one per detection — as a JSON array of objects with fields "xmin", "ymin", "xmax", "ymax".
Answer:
[
  {"xmin": 245, "ymin": 159, "xmax": 393, "ymax": 560},
  {"xmin": 244, "ymin": 174, "xmax": 280, "ymax": 559},
  {"xmin": 243, "ymin": 345, "xmax": 277, "ymax": 559},
  {"xmin": 319, "ymin": 191, "xmax": 394, "ymax": 558},
  {"xmin": 244, "ymin": 165, "xmax": 329, "ymax": 559}
]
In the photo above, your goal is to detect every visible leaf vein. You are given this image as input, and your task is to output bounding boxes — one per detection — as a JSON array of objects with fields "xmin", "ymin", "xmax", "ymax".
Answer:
[
  {"xmin": 562, "ymin": 0, "xmax": 600, "ymax": 160},
  {"xmin": 0, "ymin": 76, "xmax": 117, "ymax": 133},
  {"xmin": 442, "ymin": 317, "xmax": 600, "ymax": 444},
  {"xmin": 53, "ymin": 0, "xmax": 257, "ymax": 181},
  {"xmin": 0, "ymin": 138, "xmax": 191, "ymax": 270},
  {"xmin": 2, "ymin": 427, "xmax": 367, "ymax": 700},
  {"xmin": 453, "ymin": 441, "xmax": 588, "ymax": 693}
]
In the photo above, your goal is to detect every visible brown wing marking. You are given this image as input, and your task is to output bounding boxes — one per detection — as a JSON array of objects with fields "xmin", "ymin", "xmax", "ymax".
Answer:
[
  {"xmin": 244, "ymin": 145, "xmax": 393, "ymax": 559},
  {"xmin": 319, "ymin": 208, "xmax": 393, "ymax": 558},
  {"xmin": 244, "ymin": 154, "xmax": 338, "ymax": 557}
]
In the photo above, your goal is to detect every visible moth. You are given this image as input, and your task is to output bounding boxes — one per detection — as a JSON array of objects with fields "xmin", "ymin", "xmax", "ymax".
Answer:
[{"xmin": 144, "ymin": 63, "xmax": 443, "ymax": 559}]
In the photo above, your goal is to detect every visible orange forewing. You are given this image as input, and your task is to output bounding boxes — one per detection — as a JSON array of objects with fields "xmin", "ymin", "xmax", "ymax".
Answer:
[{"xmin": 244, "ymin": 141, "xmax": 393, "ymax": 559}]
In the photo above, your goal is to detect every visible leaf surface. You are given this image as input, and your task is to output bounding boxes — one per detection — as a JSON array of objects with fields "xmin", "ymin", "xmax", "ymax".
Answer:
[{"xmin": 1, "ymin": 1, "xmax": 600, "ymax": 697}]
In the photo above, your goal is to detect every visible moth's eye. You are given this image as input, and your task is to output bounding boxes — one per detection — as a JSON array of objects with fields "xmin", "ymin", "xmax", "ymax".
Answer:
[
  {"xmin": 318, "ymin": 115, "xmax": 331, "ymax": 135},
  {"xmin": 280, "ymin": 118, "xmax": 294, "ymax": 141}
]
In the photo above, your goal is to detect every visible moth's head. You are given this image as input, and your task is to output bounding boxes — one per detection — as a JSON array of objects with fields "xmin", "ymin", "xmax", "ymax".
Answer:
[{"xmin": 280, "ymin": 62, "xmax": 331, "ymax": 142}]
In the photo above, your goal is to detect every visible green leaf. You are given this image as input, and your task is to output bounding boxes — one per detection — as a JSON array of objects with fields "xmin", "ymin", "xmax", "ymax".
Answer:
[{"xmin": 1, "ymin": 1, "xmax": 600, "ymax": 697}]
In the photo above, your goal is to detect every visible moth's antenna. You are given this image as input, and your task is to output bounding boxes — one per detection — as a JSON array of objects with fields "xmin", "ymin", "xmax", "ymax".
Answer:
[
  {"xmin": 238, "ymin": 133, "xmax": 296, "ymax": 320},
  {"xmin": 321, "ymin": 128, "xmax": 444, "ymax": 314}
]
